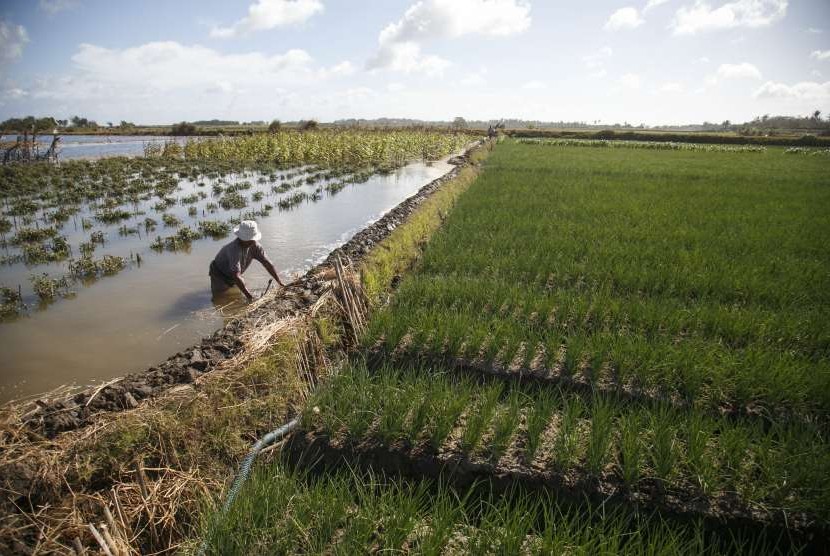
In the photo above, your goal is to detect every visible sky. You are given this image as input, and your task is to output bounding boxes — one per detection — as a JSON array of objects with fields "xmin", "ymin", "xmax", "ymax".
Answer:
[{"xmin": 0, "ymin": 0, "xmax": 828, "ymax": 125}]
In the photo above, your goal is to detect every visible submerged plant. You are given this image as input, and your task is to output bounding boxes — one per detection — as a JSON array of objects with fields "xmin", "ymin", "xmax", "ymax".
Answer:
[
  {"xmin": 30, "ymin": 273, "xmax": 70, "ymax": 300},
  {"xmin": 198, "ymin": 220, "xmax": 231, "ymax": 239}
]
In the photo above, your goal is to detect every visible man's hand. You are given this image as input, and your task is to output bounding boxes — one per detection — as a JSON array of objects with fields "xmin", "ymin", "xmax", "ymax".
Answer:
[{"xmin": 234, "ymin": 272, "xmax": 255, "ymax": 301}]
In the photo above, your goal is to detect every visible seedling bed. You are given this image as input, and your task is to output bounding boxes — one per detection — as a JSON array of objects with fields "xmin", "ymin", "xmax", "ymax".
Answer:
[{"xmin": 286, "ymin": 427, "xmax": 827, "ymax": 553}]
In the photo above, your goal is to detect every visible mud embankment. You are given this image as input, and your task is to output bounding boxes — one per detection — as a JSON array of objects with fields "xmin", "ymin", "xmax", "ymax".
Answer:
[{"xmin": 24, "ymin": 143, "xmax": 484, "ymax": 438}]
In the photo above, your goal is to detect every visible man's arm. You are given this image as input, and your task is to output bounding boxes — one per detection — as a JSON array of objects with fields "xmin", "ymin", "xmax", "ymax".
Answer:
[
  {"xmin": 233, "ymin": 272, "xmax": 255, "ymax": 301},
  {"xmin": 261, "ymin": 259, "xmax": 285, "ymax": 287}
]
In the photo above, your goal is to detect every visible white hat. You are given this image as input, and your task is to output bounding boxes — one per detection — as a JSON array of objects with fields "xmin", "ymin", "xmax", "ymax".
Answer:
[{"xmin": 234, "ymin": 220, "xmax": 262, "ymax": 241}]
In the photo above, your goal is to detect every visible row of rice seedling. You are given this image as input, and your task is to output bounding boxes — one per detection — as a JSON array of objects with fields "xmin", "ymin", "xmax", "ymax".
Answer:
[
  {"xmin": 785, "ymin": 147, "xmax": 830, "ymax": 155},
  {"xmin": 202, "ymin": 462, "xmax": 784, "ymax": 555},
  {"xmin": 365, "ymin": 283, "xmax": 829, "ymax": 417},
  {"xmin": 181, "ymin": 129, "xmax": 472, "ymax": 168},
  {"xmin": 301, "ymin": 362, "xmax": 830, "ymax": 522},
  {"xmin": 516, "ymin": 137, "xmax": 768, "ymax": 152},
  {"xmin": 363, "ymin": 141, "xmax": 829, "ymax": 420}
]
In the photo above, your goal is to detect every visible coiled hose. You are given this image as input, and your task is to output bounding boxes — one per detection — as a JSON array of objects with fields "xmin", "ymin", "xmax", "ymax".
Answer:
[{"xmin": 197, "ymin": 416, "xmax": 300, "ymax": 555}]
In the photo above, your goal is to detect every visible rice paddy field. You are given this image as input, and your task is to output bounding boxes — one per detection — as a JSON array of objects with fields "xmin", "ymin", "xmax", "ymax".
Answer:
[
  {"xmin": 0, "ymin": 130, "xmax": 470, "ymax": 400},
  {"xmin": 202, "ymin": 139, "xmax": 829, "ymax": 553}
]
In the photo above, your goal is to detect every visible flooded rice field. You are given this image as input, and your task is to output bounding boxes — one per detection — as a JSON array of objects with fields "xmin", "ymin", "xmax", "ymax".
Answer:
[
  {"xmin": 1, "ymin": 134, "xmax": 184, "ymax": 160},
  {"xmin": 0, "ymin": 156, "xmax": 453, "ymax": 401}
]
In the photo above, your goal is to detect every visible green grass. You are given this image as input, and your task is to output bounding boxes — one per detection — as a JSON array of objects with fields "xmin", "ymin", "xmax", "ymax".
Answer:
[{"xmin": 199, "ymin": 462, "xmax": 787, "ymax": 555}]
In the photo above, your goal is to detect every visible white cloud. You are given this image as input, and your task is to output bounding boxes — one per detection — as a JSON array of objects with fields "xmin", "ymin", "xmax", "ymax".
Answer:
[
  {"xmin": 583, "ymin": 46, "xmax": 613, "ymax": 70},
  {"xmin": 21, "ymin": 40, "xmax": 370, "ymax": 122},
  {"xmin": 645, "ymin": 0, "xmax": 671, "ymax": 11},
  {"xmin": 716, "ymin": 62, "xmax": 762, "ymax": 79},
  {"xmin": 619, "ymin": 73, "xmax": 642, "ymax": 89},
  {"xmin": 660, "ymin": 81, "xmax": 683, "ymax": 92},
  {"xmin": 807, "ymin": 27, "xmax": 822, "ymax": 34},
  {"xmin": 811, "ymin": 70, "xmax": 823, "ymax": 79},
  {"xmin": 39, "ymin": 0, "xmax": 78, "ymax": 14},
  {"xmin": 697, "ymin": 56, "xmax": 710, "ymax": 63},
  {"xmin": 811, "ymin": 50, "xmax": 830, "ymax": 61},
  {"xmin": 671, "ymin": 0, "xmax": 787, "ymax": 35},
  {"xmin": 210, "ymin": 0, "xmax": 324, "ymax": 38},
  {"xmin": 589, "ymin": 69, "xmax": 608, "ymax": 78},
  {"xmin": 459, "ymin": 69, "xmax": 488, "ymax": 86},
  {"xmin": 386, "ymin": 82, "xmax": 405, "ymax": 92},
  {"xmin": 369, "ymin": 0, "xmax": 530, "ymax": 74},
  {"xmin": 605, "ymin": 7, "xmax": 644, "ymax": 30},
  {"xmin": 0, "ymin": 20, "xmax": 29, "ymax": 65},
  {"xmin": 753, "ymin": 80, "xmax": 830, "ymax": 101},
  {"xmin": 368, "ymin": 41, "xmax": 450, "ymax": 76},
  {"xmin": 522, "ymin": 80, "xmax": 546, "ymax": 90}
]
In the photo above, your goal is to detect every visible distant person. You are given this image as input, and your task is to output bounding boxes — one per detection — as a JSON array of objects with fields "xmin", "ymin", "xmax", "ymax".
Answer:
[{"xmin": 209, "ymin": 220, "xmax": 284, "ymax": 301}]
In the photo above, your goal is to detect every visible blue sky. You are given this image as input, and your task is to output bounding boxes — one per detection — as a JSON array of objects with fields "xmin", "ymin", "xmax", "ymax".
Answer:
[{"xmin": 0, "ymin": 0, "xmax": 828, "ymax": 125}]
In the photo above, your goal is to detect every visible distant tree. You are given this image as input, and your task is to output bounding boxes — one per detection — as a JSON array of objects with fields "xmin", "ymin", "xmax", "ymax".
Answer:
[
  {"xmin": 451, "ymin": 116, "xmax": 467, "ymax": 131},
  {"xmin": 119, "ymin": 120, "xmax": 135, "ymax": 128},
  {"xmin": 56, "ymin": 119, "xmax": 68, "ymax": 127},
  {"xmin": 721, "ymin": 120, "xmax": 731, "ymax": 129},
  {"xmin": 107, "ymin": 122, "xmax": 113, "ymax": 128},
  {"xmin": 170, "ymin": 121, "xmax": 197, "ymax": 135},
  {"xmin": 813, "ymin": 110, "xmax": 822, "ymax": 121},
  {"xmin": 298, "ymin": 119, "xmax": 318, "ymax": 131},
  {"xmin": 268, "ymin": 119, "xmax": 282, "ymax": 133}
]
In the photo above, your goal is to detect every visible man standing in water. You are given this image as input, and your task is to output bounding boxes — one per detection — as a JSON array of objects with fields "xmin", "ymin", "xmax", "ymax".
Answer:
[{"xmin": 209, "ymin": 220, "xmax": 285, "ymax": 301}]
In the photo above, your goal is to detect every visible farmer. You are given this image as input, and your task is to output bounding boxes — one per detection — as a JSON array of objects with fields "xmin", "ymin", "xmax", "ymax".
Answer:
[{"xmin": 209, "ymin": 220, "xmax": 284, "ymax": 301}]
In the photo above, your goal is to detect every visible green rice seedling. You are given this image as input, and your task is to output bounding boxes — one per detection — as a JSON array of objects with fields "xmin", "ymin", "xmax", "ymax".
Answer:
[
  {"xmin": 0, "ymin": 286, "xmax": 23, "ymax": 318},
  {"xmin": 198, "ymin": 220, "xmax": 231, "ymax": 239},
  {"xmin": 68, "ymin": 256, "xmax": 99, "ymax": 278},
  {"xmin": 585, "ymin": 395, "xmax": 616, "ymax": 475},
  {"xmin": 0, "ymin": 218, "xmax": 12, "ymax": 234},
  {"xmin": 118, "ymin": 224, "xmax": 138, "ymax": 236},
  {"xmin": 144, "ymin": 217, "xmax": 157, "ymax": 231},
  {"xmin": 460, "ymin": 382, "xmax": 503, "ymax": 455},
  {"xmin": 468, "ymin": 492, "xmax": 537, "ymax": 554},
  {"xmin": 486, "ymin": 389, "xmax": 522, "ymax": 461},
  {"xmin": 180, "ymin": 193, "xmax": 199, "ymax": 204},
  {"xmin": 188, "ymin": 206, "xmax": 197, "ymax": 217},
  {"xmin": 89, "ymin": 230, "xmax": 105, "ymax": 244},
  {"xmin": 717, "ymin": 420, "xmax": 751, "ymax": 491},
  {"xmin": 153, "ymin": 197, "xmax": 176, "ymax": 211},
  {"xmin": 11, "ymin": 226, "xmax": 58, "ymax": 244},
  {"xmin": 99, "ymin": 255, "xmax": 126, "ymax": 275},
  {"xmin": 685, "ymin": 413, "xmax": 715, "ymax": 493},
  {"xmin": 278, "ymin": 191, "xmax": 306, "ymax": 210},
  {"xmin": 524, "ymin": 389, "xmax": 558, "ymax": 462},
  {"xmin": 404, "ymin": 390, "xmax": 431, "ymax": 444},
  {"xmin": 205, "ymin": 202, "xmax": 219, "ymax": 213},
  {"xmin": 618, "ymin": 412, "xmax": 643, "ymax": 487},
  {"xmin": 220, "ymin": 191, "xmax": 247, "ymax": 210},
  {"xmin": 251, "ymin": 191, "xmax": 264, "ymax": 202},
  {"xmin": 162, "ymin": 213, "xmax": 180, "ymax": 227},
  {"xmin": 30, "ymin": 273, "xmax": 70, "ymax": 300},
  {"xmin": 552, "ymin": 394, "xmax": 585, "ymax": 470},
  {"xmin": 150, "ymin": 236, "xmax": 164, "ymax": 251},
  {"xmin": 427, "ymin": 379, "xmax": 472, "ymax": 450},
  {"xmin": 375, "ymin": 371, "xmax": 411, "ymax": 443},
  {"xmin": 96, "ymin": 208, "xmax": 132, "ymax": 223},
  {"xmin": 649, "ymin": 406, "xmax": 679, "ymax": 484},
  {"xmin": 81, "ymin": 218, "xmax": 93, "ymax": 230}
]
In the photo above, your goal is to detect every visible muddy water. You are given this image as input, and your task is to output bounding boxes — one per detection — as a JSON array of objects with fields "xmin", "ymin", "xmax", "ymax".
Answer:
[{"xmin": 0, "ymin": 159, "xmax": 452, "ymax": 401}]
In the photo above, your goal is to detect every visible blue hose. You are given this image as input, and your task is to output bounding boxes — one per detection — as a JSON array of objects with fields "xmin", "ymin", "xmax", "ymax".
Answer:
[{"xmin": 198, "ymin": 416, "xmax": 300, "ymax": 555}]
